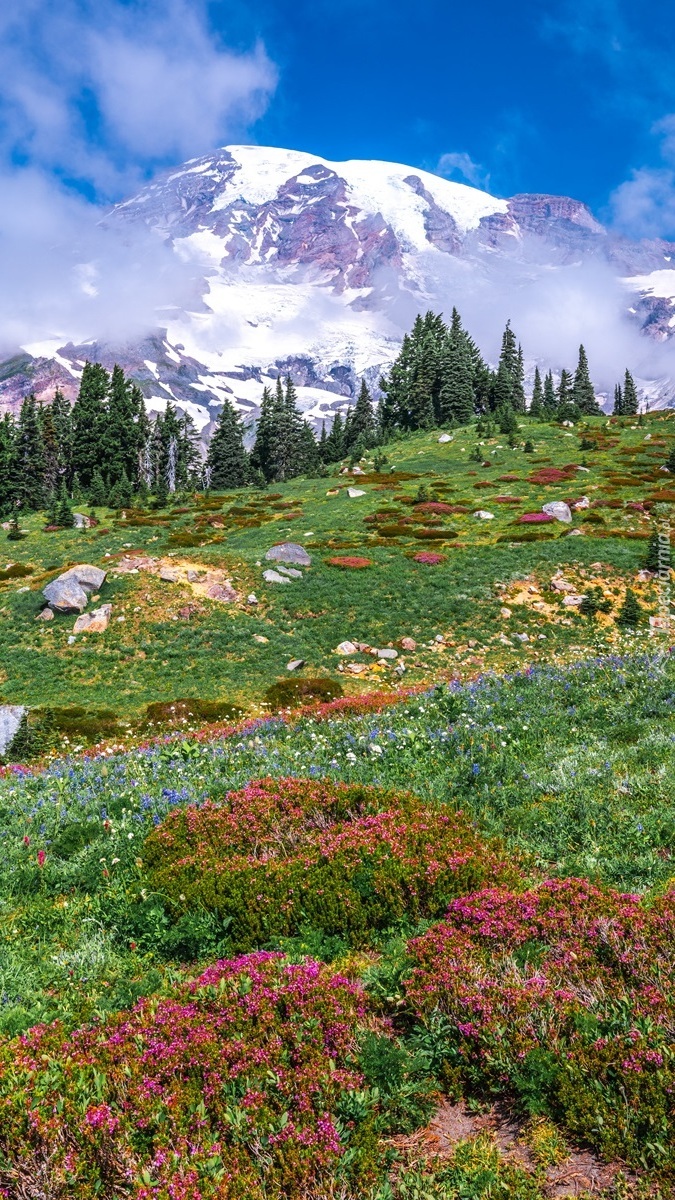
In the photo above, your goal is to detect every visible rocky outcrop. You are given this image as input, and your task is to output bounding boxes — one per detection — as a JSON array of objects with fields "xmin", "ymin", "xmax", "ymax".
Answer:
[
  {"xmin": 0, "ymin": 706, "xmax": 26, "ymax": 757},
  {"xmin": 43, "ymin": 565, "xmax": 107, "ymax": 613}
]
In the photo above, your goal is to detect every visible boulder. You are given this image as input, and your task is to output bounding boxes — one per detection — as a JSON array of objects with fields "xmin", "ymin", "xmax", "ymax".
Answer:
[
  {"xmin": 265, "ymin": 542, "xmax": 311, "ymax": 567},
  {"xmin": 43, "ymin": 577, "xmax": 89, "ymax": 613},
  {"xmin": 336, "ymin": 640, "xmax": 357, "ymax": 655},
  {"xmin": 61, "ymin": 564, "xmax": 106, "ymax": 592},
  {"xmin": 562, "ymin": 594, "xmax": 585, "ymax": 606},
  {"xmin": 377, "ymin": 648, "xmax": 398, "ymax": 660},
  {"xmin": 346, "ymin": 662, "xmax": 369, "ymax": 674},
  {"xmin": 286, "ymin": 659, "xmax": 305, "ymax": 671},
  {"xmin": 400, "ymin": 636, "xmax": 417, "ymax": 651},
  {"xmin": 542, "ymin": 502, "xmax": 572, "ymax": 523},
  {"xmin": 347, "ymin": 488, "xmax": 365, "ymax": 498},
  {"xmin": 263, "ymin": 569, "xmax": 291, "ymax": 585},
  {"xmin": 551, "ymin": 576, "xmax": 576, "ymax": 592},
  {"xmin": 73, "ymin": 604, "xmax": 113, "ymax": 634},
  {"xmin": 0, "ymin": 705, "xmax": 26, "ymax": 756},
  {"xmin": 438, "ymin": 433, "xmax": 453, "ymax": 443},
  {"xmin": 160, "ymin": 568, "xmax": 180, "ymax": 583}
]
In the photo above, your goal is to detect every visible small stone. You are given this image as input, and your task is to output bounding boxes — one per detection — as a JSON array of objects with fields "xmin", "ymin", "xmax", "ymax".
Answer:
[
  {"xmin": 253, "ymin": 634, "xmax": 269, "ymax": 643},
  {"xmin": 287, "ymin": 659, "xmax": 305, "ymax": 671},
  {"xmin": 474, "ymin": 510, "xmax": 494, "ymax": 519},
  {"xmin": 577, "ymin": 465, "xmax": 590, "ymax": 472},
  {"xmin": 562, "ymin": 594, "xmax": 585, "ymax": 606},
  {"xmin": 326, "ymin": 489, "xmax": 339, "ymax": 496},
  {"xmin": 377, "ymin": 647, "xmax": 398, "ymax": 660},
  {"xmin": 247, "ymin": 593, "xmax": 259, "ymax": 605},
  {"xmin": 636, "ymin": 570, "xmax": 652, "ymax": 581},
  {"xmin": 346, "ymin": 662, "xmax": 369, "ymax": 674},
  {"xmin": 336, "ymin": 640, "xmax": 357, "ymax": 655},
  {"xmin": 435, "ymin": 634, "xmax": 445, "ymax": 643},
  {"xmin": 16, "ymin": 586, "xmax": 29, "ymax": 593},
  {"xmin": 36, "ymin": 607, "xmax": 54, "ymax": 621},
  {"xmin": 438, "ymin": 433, "xmax": 453, "ymax": 443},
  {"xmin": 500, "ymin": 606, "xmax": 512, "ymax": 618},
  {"xmin": 573, "ymin": 496, "xmax": 590, "ymax": 509},
  {"xmin": 400, "ymin": 636, "xmax": 416, "ymax": 651},
  {"xmin": 160, "ymin": 568, "xmax": 180, "ymax": 583},
  {"xmin": 351, "ymin": 466, "xmax": 366, "ymax": 475},
  {"xmin": 567, "ymin": 528, "xmax": 583, "ymax": 536},
  {"xmin": 347, "ymin": 488, "xmax": 365, "ymax": 498},
  {"xmin": 67, "ymin": 635, "xmax": 76, "ymax": 645},
  {"xmin": 513, "ymin": 632, "xmax": 529, "ymax": 642},
  {"xmin": 206, "ymin": 582, "xmax": 237, "ymax": 603},
  {"xmin": 277, "ymin": 566, "xmax": 303, "ymax": 579},
  {"xmin": 263, "ymin": 569, "xmax": 291, "ymax": 585},
  {"xmin": 550, "ymin": 575, "xmax": 576, "ymax": 592}
]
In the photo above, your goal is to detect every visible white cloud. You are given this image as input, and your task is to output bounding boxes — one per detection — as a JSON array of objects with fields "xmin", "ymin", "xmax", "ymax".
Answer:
[
  {"xmin": 0, "ymin": 0, "xmax": 278, "ymax": 349},
  {"xmin": 609, "ymin": 115, "xmax": 675, "ymax": 240},
  {"xmin": 436, "ymin": 151, "xmax": 490, "ymax": 190}
]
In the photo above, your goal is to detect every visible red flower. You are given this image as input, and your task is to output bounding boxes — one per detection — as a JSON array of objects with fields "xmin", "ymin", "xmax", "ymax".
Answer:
[{"xmin": 37, "ymin": 850, "xmax": 45, "ymax": 868}]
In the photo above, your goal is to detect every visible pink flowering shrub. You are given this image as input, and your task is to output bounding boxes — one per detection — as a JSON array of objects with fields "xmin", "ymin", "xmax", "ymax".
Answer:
[
  {"xmin": 145, "ymin": 778, "xmax": 517, "ymax": 951},
  {"xmin": 517, "ymin": 512, "xmax": 554, "ymax": 524},
  {"xmin": 403, "ymin": 878, "xmax": 675, "ymax": 1173},
  {"xmin": 412, "ymin": 552, "xmax": 445, "ymax": 565},
  {"xmin": 0, "ymin": 953, "xmax": 371, "ymax": 1199}
]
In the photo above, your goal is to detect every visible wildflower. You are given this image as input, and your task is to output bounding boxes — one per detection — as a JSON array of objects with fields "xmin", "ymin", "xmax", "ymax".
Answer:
[{"xmin": 37, "ymin": 850, "xmax": 45, "ymax": 867}]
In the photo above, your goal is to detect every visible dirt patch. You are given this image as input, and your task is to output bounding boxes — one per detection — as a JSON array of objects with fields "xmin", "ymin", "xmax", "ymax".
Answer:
[{"xmin": 395, "ymin": 1099, "xmax": 632, "ymax": 1197}]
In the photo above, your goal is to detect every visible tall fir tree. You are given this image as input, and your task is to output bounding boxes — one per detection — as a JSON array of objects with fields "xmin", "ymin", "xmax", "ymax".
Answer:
[
  {"xmin": 71, "ymin": 362, "xmax": 109, "ymax": 489},
  {"xmin": 324, "ymin": 411, "xmax": 345, "ymax": 463},
  {"xmin": 613, "ymin": 383, "xmax": 624, "ymax": 415},
  {"xmin": 0, "ymin": 414, "xmax": 16, "ymax": 515},
  {"xmin": 176, "ymin": 413, "xmax": 202, "ymax": 490},
  {"xmin": 39, "ymin": 403, "xmax": 61, "ymax": 497},
  {"xmin": 512, "ymin": 345, "xmax": 526, "ymax": 413},
  {"xmin": 103, "ymin": 365, "xmax": 143, "ymax": 489},
  {"xmin": 250, "ymin": 386, "xmax": 276, "ymax": 481},
  {"xmin": 206, "ymin": 399, "xmax": 248, "ymax": 488},
  {"xmin": 15, "ymin": 394, "xmax": 46, "ymax": 510},
  {"xmin": 51, "ymin": 389, "xmax": 73, "ymax": 480},
  {"xmin": 556, "ymin": 369, "xmax": 575, "ymax": 419},
  {"xmin": 623, "ymin": 370, "xmax": 639, "ymax": 416},
  {"xmin": 572, "ymin": 345, "xmax": 600, "ymax": 415},
  {"xmin": 529, "ymin": 366, "xmax": 544, "ymax": 418},
  {"xmin": 542, "ymin": 370, "xmax": 558, "ymax": 418},
  {"xmin": 438, "ymin": 309, "xmax": 475, "ymax": 425},
  {"xmin": 56, "ymin": 482, "xmax": 75, "ymax": 528},
  {"xmin": 346, "ymin": 379, "xmax": 376, "ymax": 449}
]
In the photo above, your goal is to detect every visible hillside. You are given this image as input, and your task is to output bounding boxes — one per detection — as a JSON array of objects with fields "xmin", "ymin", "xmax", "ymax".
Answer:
[{"xmin": 3, "ymin": 145, "xmax": 675, "ymax": 430}]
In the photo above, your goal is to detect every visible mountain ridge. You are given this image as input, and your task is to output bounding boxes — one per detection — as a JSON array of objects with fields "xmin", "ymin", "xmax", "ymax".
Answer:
[{"xmin": 4, "ymin": 144, "xmax": 675, "ymax": 432}]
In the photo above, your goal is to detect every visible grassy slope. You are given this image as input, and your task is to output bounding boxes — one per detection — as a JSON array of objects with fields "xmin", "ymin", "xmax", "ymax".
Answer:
[{"xmin": 0, "ymin": 411, "xmax": 672, "ymax": 724}]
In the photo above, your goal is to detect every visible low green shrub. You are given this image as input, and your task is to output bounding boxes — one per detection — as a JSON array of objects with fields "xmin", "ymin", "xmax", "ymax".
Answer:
[
  {"xmin": 0, "ymin": 562, "xmax": 33, "ymax": 581},
  {"xmin": 264, "ymin": 676, "xmax": 343, "ymax": 709},
  {"xmin": 144, "ymin": 698, "xmax": 244, "ymax": 726}
]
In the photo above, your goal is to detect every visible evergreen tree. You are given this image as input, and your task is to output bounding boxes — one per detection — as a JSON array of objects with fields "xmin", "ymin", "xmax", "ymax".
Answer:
[
  {"xmin": 56, "ymin": 482, "xmax": 75, "ymax": 528},
  {"xmin": 346, "ymin": 379, "xmax": 376, "ymax": 449},
  {"xmin": 572, "ymin": 345, "xmax": 600, "ymax": 415},
  {"xmin": 497, "ymin": 403, "xmax": 519, "ymax": 437},
  {"xmin": 512, "ymin": 345, "xmax": 526, "ymax": 413},
  {"xmin": 297, "ymin": 421, "xmax": 320, "ymax": 475},
  {"xmin": 529, "ymin": 366, "xmax": 544, "ymax": 418},
  {"xmin": 318, "ymin": 422, "xmax": 328, "ymax": 462},
  {"xmin": 51, "ymin": 389, "xmax": 73, "ymax": 479},
  {"xmin": 267, "ymin": 377, "xmax": 305, "ymax": 482},
  {"xmin": 45, "ymin": 491, "xmax": 59, "ymax": 528},
  {"xmin": 108, "ymin": 470, "xmax": 133, "ymax": 509},
  {"xmin": 71, "ymin": 362, "xmax": 109, "ymax": 489},
  {"xmin": 0, "ymin": 414, "xmax": 16, "ymax": 515},
  {"xmin": 103, "ymin": 365, "xmax": 142, "ymax": 489},
  {"xmin": 644, "ymin": 527, "xmax": 671, "ymax": 573},
  {"xmin": 250, "ymin": 386, "xmax": 276, "ymax": 481},
  {"xmin": 438, "ymin": 309, "xmax": 475, "ymax": 425},
  {"xmin": 542, "ymin": 370, "xmax": 557, "ymax": 418},
  {"xmin": 14, "ymin": 394, "xmax": 46, "ymax": 510},
  {"xmin": 206, "ymin": 399, "xmax": 248, "ymax": 489},
  {"xmin": 556, "ymin": 369, "xmax": 577, "ymax": 421},
  {"xmin": 176, "ymin": 413, "xmax": 202, "ymax": 490},
  {"xmin": 666, "ymin": 444, "xmax": 675, "ymax": 474},
  {"xmin": 616, "ymin": 588, "xmax": 642, "ymax": 629},
  {"xmin": 39, "ymin": 404, "xmax": 61, "ymax": 497},
  {"xmin": 324, "ymin": 412, "xmax": 345, "ymax": 463},
  {"xmin": 613, "ymin": 383, "xmax": 624, "ymax": 416},
  {"xmin": 623, "ymin": 370, "xmax": 639, "ymax": 416},
  {"xmin": 88, "ymin": 469, "xmax": 108, "ymax": 508}
]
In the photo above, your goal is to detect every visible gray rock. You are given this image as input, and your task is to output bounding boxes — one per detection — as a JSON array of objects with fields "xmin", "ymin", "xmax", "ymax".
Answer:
[
  {"xmin": 438, "ymin": 433, "xmax": 453, "ymax": 443},
  {"xmin": 36, "ymin": 608, "xmax": 53, "ymax": 621},
  {"xmin": 160, "ymin": 568, "xmax": 180, "ymax": 583},
  {"xmin": 61, "ymin": 564, "xmax": 107, "ymax": 592},
  {"xmin": 336, "ymin": 640, "xmax": 357, "ymax": 655},
  {"xmin": 263, "ymin": 569, "xmax": 291, "ymax": 585},
  {"xmin": 265, "ymin": 542, "xmax": 311, "ymax": 566},
  {"xmin": 377, "ymin": 648, "xmax": 398, "ymax": 660},
  {"xmin": 542, "ymin": 501, "xmax": 572, "ymax": 523},
  {"xmin": 347, "ymin": 487, "xmax": 365, "ymax": 498},
  {"xmin": 474, "ymin": 510, "xmax": 494, "ymax": 520},
  {"xmin": 286, "ymin": 659, "xmax": 305, "ymax": 671},
  {"xmin": 247, "ymin": 593, "xmax": 259, "ymax": 605},
  {"xmin": 43, "ymin": 577, "xmax": 89, "ymax": 613},
  {"xmin": 277, "ymin": 566, "xmax": 303, "ymax": 578},
  {"xmin": 0, "ymin": 705, "xmax": 26, "ymax": 756},
  {"xmin": 73, "ymin": 513, "xmax": 88, "ymax": 528}
]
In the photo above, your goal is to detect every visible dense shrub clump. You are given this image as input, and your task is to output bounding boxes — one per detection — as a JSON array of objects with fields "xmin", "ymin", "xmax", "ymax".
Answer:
[
  {"xmin": 401, "ymin": 877, "xmax": 675, "ymax": 1175},
  {"xmin": 144, "ymin": 777, "xmax": 516, "ymax": 951},
  {"xmin": 263, "ymin": 676, "xmax": 343, "ymax": 709},
  {"xmin": 0, "ymin": 953, "xmax": 370, "ymax": 1199}
]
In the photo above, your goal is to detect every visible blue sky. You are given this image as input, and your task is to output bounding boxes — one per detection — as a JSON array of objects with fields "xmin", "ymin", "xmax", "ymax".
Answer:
[{"xmin": 0, "ymin": 0, "xmax": 674, "ymax": 236}]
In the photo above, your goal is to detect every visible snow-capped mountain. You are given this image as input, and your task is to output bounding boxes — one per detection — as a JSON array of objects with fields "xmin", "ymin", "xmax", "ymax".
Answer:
[{"xmin": 4, "ymin": 144, "xmax": 675, "ymax": 431}]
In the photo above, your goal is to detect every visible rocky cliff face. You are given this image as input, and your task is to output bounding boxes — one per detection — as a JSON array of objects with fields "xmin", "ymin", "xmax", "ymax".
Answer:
[{"xmin": 3, "ymin": 145, "xmax": 675, "ymax": 430}]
